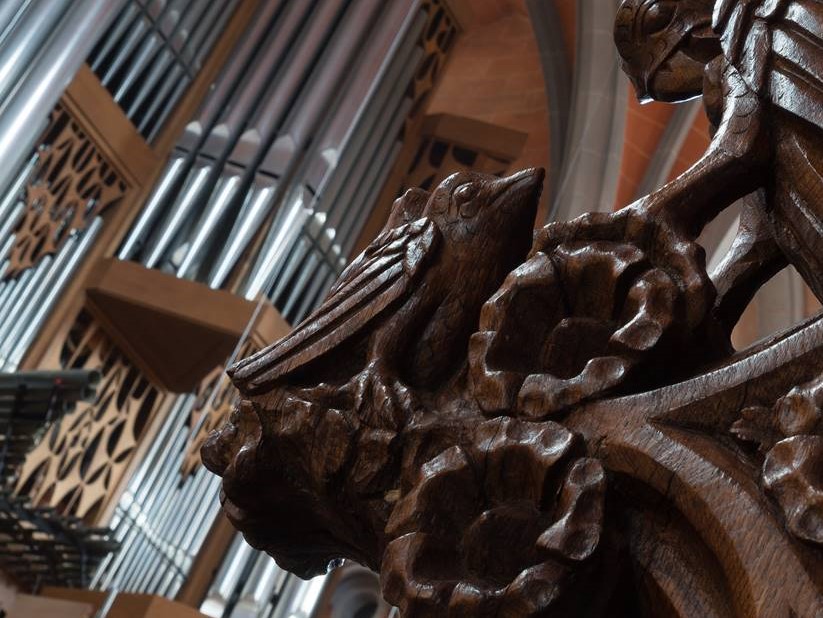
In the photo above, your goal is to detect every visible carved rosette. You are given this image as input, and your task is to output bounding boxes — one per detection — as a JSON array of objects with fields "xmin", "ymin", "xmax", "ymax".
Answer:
[
  {"xmin": 733, "ymin": 375, "xmax": 823, "ymax": 545},
  {"xmin": 471, "ymin": 209, "xmax": 716, "ymax": 418},
  {"xmin": 382, "ymin": 417, "xmax": 605, "ymax": 617}
]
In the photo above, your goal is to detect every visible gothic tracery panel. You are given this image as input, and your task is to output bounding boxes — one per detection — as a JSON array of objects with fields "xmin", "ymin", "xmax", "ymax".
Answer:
[
  {"xmin": 4, "ymin": 106, "xmax": 127, "ymax": 280},
  {"xmin": 14, "ymin": 311, "xmax": 163, "ymax": 521},
  {"xmin": 181, "ymin": 339, "xmax": 258, "ymax": 478}
]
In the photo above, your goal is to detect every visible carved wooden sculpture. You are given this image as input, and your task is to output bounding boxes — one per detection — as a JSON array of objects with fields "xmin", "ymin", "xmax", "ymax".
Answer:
[{"xmin": 203, "ymin": 1, "xmax": 823, "ymax": 615}]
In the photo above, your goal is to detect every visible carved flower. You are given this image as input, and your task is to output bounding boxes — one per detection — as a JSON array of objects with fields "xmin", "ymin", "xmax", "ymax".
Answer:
[
  {"xmin": 763, "ymin": 436, "xmax": 823, "ymax": 545},
  {"xmin": 733, "ymin": 375, "xmax": 823, "ymax": 546},
  {"xmin": 470, "ymin": 208, "xmax": 713, "ymax": 418},
  {"xmin": 380, "ymin": 417, "xmax": 605, "ymax": 617}
]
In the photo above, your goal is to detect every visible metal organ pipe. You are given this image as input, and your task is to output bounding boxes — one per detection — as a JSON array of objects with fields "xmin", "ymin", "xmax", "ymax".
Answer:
[
  {"xmin": 99, "ymin": 3, "xmax": 447, "ymax": 616},
  {"xmin": 0, "ymin": 1, "xmax": 33, "ymax": 46},
  {"xmin": 200, "ymin": 535, "xmax": 256, "ymax": 616},
  {"xmin": 180, "ymin": 0, "xmax": 287, "ymax": 151},
  {"xmin": 117, "ymin": 155, "xmax": 187, "ymax": 261},
  {"xmin": 0, "ymin": 0, "xmax": 72, "ymax": 107},
  {"xmin": 89, "ymin": 3, "xmax": 141, "ymax": 74},
  {"xmin": 0, "ymin": 0, "xmax": 126, "ymax": 195},
  {"xmin": 6, "ymin": 219, "xmax": 103, "ymax": 371},
  {"xmin": 89, "ymin": 0, "xmax": 238, "ymax": 139}
]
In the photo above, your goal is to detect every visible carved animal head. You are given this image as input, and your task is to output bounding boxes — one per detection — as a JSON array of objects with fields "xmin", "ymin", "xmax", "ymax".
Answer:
[
  {"xmin": 614, "ymin": 0, "xmax": 721, "ymax": 102},
  {"xmin": 202, "ymin": 397, "xmax": 383, "ymax": 578},
  {"xmin": 424, "ymin": 168, "xmax": 544, "ymax": 253}
]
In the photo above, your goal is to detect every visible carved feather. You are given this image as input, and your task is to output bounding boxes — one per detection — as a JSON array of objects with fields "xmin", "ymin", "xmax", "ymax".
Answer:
[
  {"xmin": 229, "ymin": 218, "xmax": 440, "ymax": 392},
  {"xmin": 718, "ymin": 0, "xmax": 823, "ymax": 130}
]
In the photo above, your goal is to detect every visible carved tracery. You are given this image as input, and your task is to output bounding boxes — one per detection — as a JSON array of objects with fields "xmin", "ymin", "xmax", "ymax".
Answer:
[
  {"xmin": 15, "ymin": 312, "xmax": 162, "ymax": 520},
  {"xmin": 4, "ymin": 106, "xmax": 127, "ymax": 280}
]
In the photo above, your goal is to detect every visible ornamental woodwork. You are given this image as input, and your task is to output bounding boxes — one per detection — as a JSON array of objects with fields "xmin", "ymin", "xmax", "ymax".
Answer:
[
  {"xmin": 181, "ymin": 340, "xmax": 257, "ymax": 478},
  {"xmin": 204, "ymin": 1, "xmax": 823, "ymax": 616},
  {"xmin": 407, "ymin": 1, "xmax": 458, "ymax": 123},
  {"xmin": 15, "ymin": 311, "xmax": 162, "ymax": 521},
  {"xmin": 400, "ymin": 114, "xmax": 525, "ymax": 196},
  {"xmin": 5, "ymin": 106, "xmax": 127, "ymax": 281}
]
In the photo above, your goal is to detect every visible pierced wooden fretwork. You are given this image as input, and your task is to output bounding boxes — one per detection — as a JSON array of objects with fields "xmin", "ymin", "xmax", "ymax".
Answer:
[
  {"xmin": 15, "ymin": 311, "xmax": 163, "ymax": 521},
  {"xmin": 4, "ymin": 105, "xmax": 127, "ymax": 281},
  {"xmin": 406, "ymin": 0, "xmax": 458, "ymax": 124},
  {"xmin": 402, "ymin": 118, "xmax": 515, "ymax": 194},
  {"xmin": 181, "ymin": 340, "xmax": 258, "ymax": 478}
]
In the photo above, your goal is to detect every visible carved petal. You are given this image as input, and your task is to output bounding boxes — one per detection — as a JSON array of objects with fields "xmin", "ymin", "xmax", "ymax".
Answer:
[
  {"xmin": 517, "ymin": 356, "xmax": 629, "ymax": 419},
  {"xmin": 385, "ymin": 446, "xmax": 480, "ymax": 538},
  {"xmin": 499, "ymin": 561, "xmax": 571, "ymax": 617},
  {"xmin": 763, "ymin": 435, "xmax": 823, "ymax": 544},
  {"xmin": 776, "ymin": 375, "xmax": 823, "ymax": 437},
  {"xmin": 473, "ymin": 417, "xmax": 577, "ymax": 504},
  {"xmin": 611, "ymin": 268, "xmax": 676, "ymax": 354},
  {"xmin": 537, "ymin": 458, "xmax": 606, "ymax": 562},
  {"xmin": 381, "ymin": 532, "xmax": 457, "ymax": 617}
]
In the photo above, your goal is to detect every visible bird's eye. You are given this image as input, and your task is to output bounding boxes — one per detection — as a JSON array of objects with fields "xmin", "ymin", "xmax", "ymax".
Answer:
[
  {"xmin": 642, "ymin": 1, "xmax": 675, "ymax": 35},
  {"xmin": 454, "ymin": 183, "xmax": 476, "ymax": 203},
  {"xmin": 453, "ymin": 183, "xmax": 480, "ymax": 218}
]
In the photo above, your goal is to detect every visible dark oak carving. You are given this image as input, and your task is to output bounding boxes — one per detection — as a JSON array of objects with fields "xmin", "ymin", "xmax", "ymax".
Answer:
[{"xmin": 204, "ymin": 1, "xmax": 823, "ymax": 615}]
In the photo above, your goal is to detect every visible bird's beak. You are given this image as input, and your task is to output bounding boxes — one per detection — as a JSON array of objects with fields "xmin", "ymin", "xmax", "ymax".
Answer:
[{"xmin": 493, "ymin": 167, "xmax": 545, "ymax": 206}]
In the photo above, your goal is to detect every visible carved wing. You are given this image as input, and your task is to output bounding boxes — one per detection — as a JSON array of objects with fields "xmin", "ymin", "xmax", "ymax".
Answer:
[
  {"xmin": 229, "ymin": 218, "xmax": 441, "ymax": 392},
  {"xmin": 714, "ymin": 0, "xmax": 823, "ymax": 131}
]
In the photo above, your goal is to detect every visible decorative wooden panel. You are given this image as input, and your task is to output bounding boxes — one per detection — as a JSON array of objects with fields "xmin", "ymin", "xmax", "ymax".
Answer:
[
  {"xmin": 180, "ymin": 339, "xmax": 257, "ymax": 478},
  {"xmin": 404, "ymin": 137, "xmax": 506, "ymax": 192},
  {"xmin": 15, "ymin": 311, "xmax": 163, "ymax": 521},
  {"xmin": 351, "ymin": 114, "xmax": 527, "ymax": 256},
  {"xmin": 395, "ymin": 115, "xmax": 527, "ymax": 208},
  {"xmin": 4, "ymin": 106, "xmax": 128, "ymax": 281},
  {"xmin": 406, "ymin": 0, "xmax": 458, "ymax": 122}
]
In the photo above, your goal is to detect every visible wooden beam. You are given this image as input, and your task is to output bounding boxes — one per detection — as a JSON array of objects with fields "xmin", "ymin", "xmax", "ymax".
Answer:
[{"xmin": 84, "ymin": 258, "xmax": 289, "ymax": 392}]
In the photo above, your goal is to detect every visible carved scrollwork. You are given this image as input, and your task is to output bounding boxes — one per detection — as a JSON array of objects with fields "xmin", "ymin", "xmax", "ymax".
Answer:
[
  {"xmin": 15, "ymin": 312, "xmax": 162, "ymax": 520},
  {"xmin": 4, "ymin": 106, "xmax": 127, "ymax": 280}
]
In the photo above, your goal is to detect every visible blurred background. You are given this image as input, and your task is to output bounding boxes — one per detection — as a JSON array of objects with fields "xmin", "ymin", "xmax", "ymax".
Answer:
[{"xmin": 0, "ymin": 0, "xmax": 817, "ymax": 616}]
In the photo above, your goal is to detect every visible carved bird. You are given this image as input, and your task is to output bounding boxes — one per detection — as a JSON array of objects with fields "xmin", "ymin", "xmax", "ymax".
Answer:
[
  {"xmin": 614, "ymin": 0, "xmax": 823, "ymax": 309},
  {"xmin": 229, "ymin": 168, "xmax": 544, "ymax": 424},
  {"xmin": 614, "ymin": 0, "xmax": 722, "ymax": 103}
]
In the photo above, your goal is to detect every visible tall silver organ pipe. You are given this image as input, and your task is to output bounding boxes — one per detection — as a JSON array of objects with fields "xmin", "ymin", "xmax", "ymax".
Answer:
[
  {"xmin": 0, "ymin": 0, "xmax": 124, "ymax": 373},
  {"xmin": 0, "ymin": 153, "xmax": 109, "ymax": 373},
  {"xmin": 88, "ymin": 0, "xmax": 240, "ymax": 140},
  {"xmin": 0, "ymin": 0, "xmax": 126, "ymax": 196},
  {"xmin": 117, "ymin": 0, "xmax": 426, "ymax": 318},
  {"xmin": 98, "ymin": 1, "xmax": 443, "ymax": 615}
]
